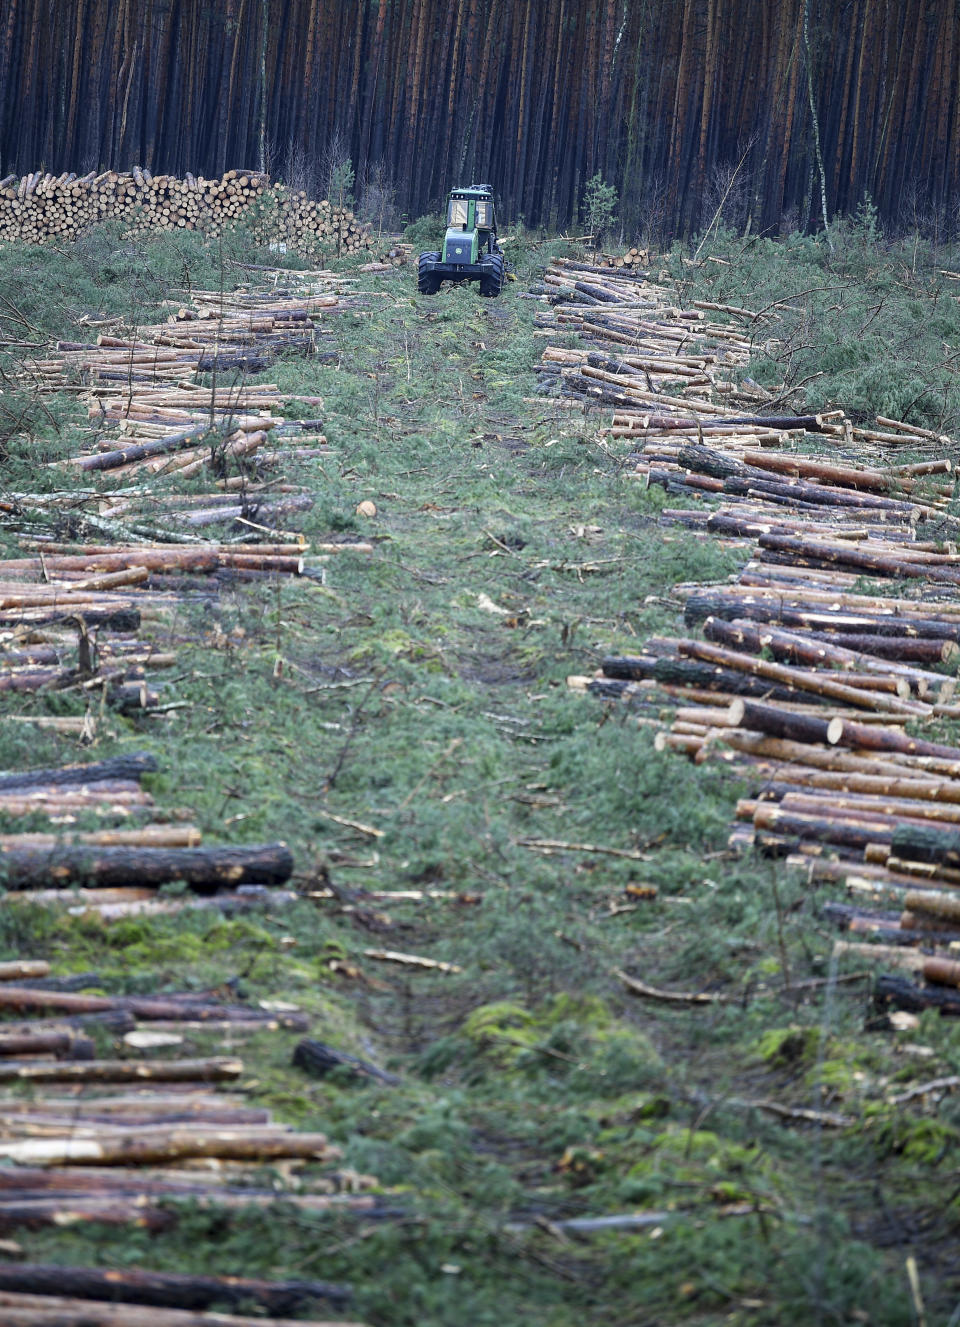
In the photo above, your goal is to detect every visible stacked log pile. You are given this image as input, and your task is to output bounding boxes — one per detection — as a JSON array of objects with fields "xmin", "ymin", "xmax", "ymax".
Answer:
[
  {"xmin": 14, "ymin": 272, "xmax": 368, "ymax": 508},
  {"xmin": 0, "ymin": 757, "xmax": 386, "ymax": 1288},
  {"xmin": 0, "ymin": 1272, "xmax": 359, "ymax": 1324},
  {"xmin": 0, "ymin": 752, "xmax": 298, "ymax": 918},
  {"xmin": 361, "ymin": 241, "xmax": 413, "ymax": 271},
  {"xmin": 531, "ymin": 257, "xmax": 775, "ymax": 415},
  {"xmin": 0, "ymin": 966, "xmax": 383, "ymax": 1323},
  {"xmin": 0, "ymin": 538, "xmax": 339, "ymax": 729},
  {"xmin": 0, "ymin": 169, "xmax": 372, "ymax": 257},
  {"xmin": 551, "ymin": 262, "xmax": 960, "ymax": 1016},
  {"xmin": 1, "ymin": 275, "xmax": 375, "ymax": 732}
]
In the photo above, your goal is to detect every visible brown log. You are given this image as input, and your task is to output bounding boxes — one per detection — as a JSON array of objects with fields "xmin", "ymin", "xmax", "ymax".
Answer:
[
  {"xmin": 0, "ymin": 753, "xmax": 156, "ymax": 793},
  {"xmin": 706, "ymin": 731, "xmax": 924, "ymax": 779},
  {"xmin": 758, "ymin": 533, "xmax": 960, "ymax": 583},
  {"xmin": 0, "ymin": 963, "xmax": 49, "ymax": 982},
  {"xmin": 679, "ymin": 639, "xmax": 928, "ymax": 716},
  {"xmin": 0, "ymin": 1032, "xmax": 93, "ymax": 1059},
  {"xmin": 722, "ymin": 474, "xmax": 920, "ymax": 515},
  {"xmin": 834, "ymin": 720, "xmax": 960, "ymax": 764},
  {"xmin": 740, "ymin": 449, "xmax": 918, "ymax": 494},
  {"xmin": 0, "ymin": 1127, "xmax": 337, "ymax": 1167},
  {"xmin": 22, "ymin": 543, "xmax": 304, "ymax": 557},
  {"xmin": 752, "ymin": 804, "xmax": 895, "ymax": 850},
  {"xmin": 0, "ymin": 1290, "xmax": 363, "ymax": 1326},
  {"xmin": 904, "ymin": 891, "xmax": 960, "ymax": 925},
  {"xmin": 2, "ymin": 552, "xmax": 302, "ymax": 575},
  {"xmin": 867, "ymin": 850, "xmax": 960, "ymax": 886},
  {"xmin": 755, "ymin": 765, "xmax": 960, "ymax": 802},
  {"xmin": 702, "ymin": 615, "xmax": 930, "ymax": 678},
  {"xmin": 0, "ymin": 1056, "xmax": 242, "ymax": 1085},
  {"xmin": 899, "ymin": 909, "xmax": 956, "ymax": 933},
  {"xmin": 0, "ymin": 1264, "xmax": 352, "ymax": 1315},
  {"xmin": 0, "ymin": 988, "xmax": 305, "ymax": 1026},
  {"xmin": 922, "ymin": 958, "xmax": 960, "ymax": 988},
  {"xmin": 0, "ymin": 842, "xmax": 293, "ymax": 892},
  {"xmin": 798, "ymin": 633, "xmax": 956, "ymax": 665},
  {"xmin": 0, "ymin": 828, "xmax": 201, "ymax": 851},
  {"xmin": 776, "ymin": 790, "xmax": 960, "ymax": 826},
  {"xmin": 726, "ymin": 699, "xmax": 843, "ymax": 745}
]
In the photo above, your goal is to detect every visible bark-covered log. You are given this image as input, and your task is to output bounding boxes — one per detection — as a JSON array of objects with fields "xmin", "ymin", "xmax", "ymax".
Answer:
[
  {"xmin": 922, "ymin": 958, "xmax": 960, "ymax": 989},
  {"xmin": 751, "ymin": 805, "xmax": 894, "ymax": 850},
  {"xmin": 74, "ymin": 425, "xmax": 211, "ymax": 472},
  {"xmin": 890, "ymin": 824, "xmax": 960, "ymax": 868},
  {"xmin": 0, "ymin": 1264, "xmax": 352, "ymax": 1314},
  {"xmin": 0, "ymin": 962, "xmax": 50, "ymax": 982},
  {"xmin": 0, "ymin": 842, "xmax": 293, "ymax": 892},
  {"xmin": 905, "ymin": 891, "xmax": 960, "ymax": 925},
  {"xmin": 0, "ymin": 753, "xmax": 157, "ymax": 793},
  {"xmin": 0, "ymin": 988, "xmax": 306, "ymax": 1028},
  {"xmin": 836, "ymin": 722, "xmax": 960, "ymax": 763},
  {"xmin": 875, "ymin": 975, "xmax": 960, "ymax": 1015},
  {"xmin": 678, "ymin": 638, "xmax": 926, "ymax": 715},
  {"xmin": 0, "ymin": 1198, "xmax": 177, "ymax": 1233},
  {"xmin": 0, "ymin": 1032, "xmax": 94, "ymax": 1059},
  {"xmin": 0, "ymin": 1288, "xmax": 365, "ymax": 1326},
  {"xmin": 727, "ymin": 699, "xmax": 843, "ymax": 746},
  {"xmin": 675, "ymin": 443, "xmax": 746, "ymax": 479},
  {"xmin": 685, "ymin": 594, "xmax": 960, "ymax": 644},
  {"xmin": 292, "ymin": 1038, "xmax": 399, "ymax": 1086},
  {"xmin": 758, "ymin": 533, "xmax": 960, "ymax": 583},
  {"xmin": 0, "ymin": 608, "xmax": 141, "ymax": 631},
  {"xmin": 0, "ymin": 1127, "xmax": 337, "ymax": 1167},
  {"xmin": 602, "ymin": 655, "xmax": 815, "ymax": 704},
  {"xmin": 0, "ymin": 1056, "xmax": 243, "ymax": 1085}
]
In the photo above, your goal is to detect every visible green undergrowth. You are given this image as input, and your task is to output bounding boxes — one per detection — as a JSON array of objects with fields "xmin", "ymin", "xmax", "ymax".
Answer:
[
  {"xmin": 0, "ymin": 226, "xmax": 958, "ymax": 1323},
  {"xmin": 672, "ymin": 217, "xmax": 960, "ymax": 438}
]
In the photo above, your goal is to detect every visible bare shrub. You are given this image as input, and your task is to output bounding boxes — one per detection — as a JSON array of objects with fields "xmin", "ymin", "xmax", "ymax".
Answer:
[{"xmin": 357, "ymin": 160, "xmax": 400, "ymax": 235}]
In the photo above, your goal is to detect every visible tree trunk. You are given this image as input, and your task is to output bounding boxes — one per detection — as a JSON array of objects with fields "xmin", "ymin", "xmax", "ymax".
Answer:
[
  {"xmin": 0, "ymin": 843, "xmax": 293, "ymax": 892},
  {"xmin": 0, "ymin": 1263, "xmax": 351, "ymax": 1315}
]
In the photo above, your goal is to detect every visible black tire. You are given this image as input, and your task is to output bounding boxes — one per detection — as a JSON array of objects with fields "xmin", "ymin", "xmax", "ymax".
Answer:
[
  {"xmin": 418, "ymin": 251, "xmax": 442, "ymax": 295},
  {"xmin": 479, "ymin": 252, "xmax": 504, "ymax": 298}
]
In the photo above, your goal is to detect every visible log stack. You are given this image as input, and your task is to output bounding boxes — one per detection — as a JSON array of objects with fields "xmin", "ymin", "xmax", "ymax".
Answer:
[
  {"xmin": 0, "ymin": 751, "xmax": 300, "ymax": 917},
  {"xmin": 0, "ymin": 170, "xmax": 372, "ymax": 257},
  {"xmin": 0, "ymin": 966, "xmax": 387, "ymax": 1243},
  {"xmin": 553, "ymin": 260, "xmax": 960, "ymax": 1015},
  {"xmin": 1, "ymin": 273, "xmax": 375, "ymax": 732}
]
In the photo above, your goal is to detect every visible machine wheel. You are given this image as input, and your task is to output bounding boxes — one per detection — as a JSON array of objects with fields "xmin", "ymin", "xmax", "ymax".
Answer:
[
  {"xmin": 417, "ymin": 251, "xmax": 442, "ymax": 295},
  {"xmin": 479, "ymin": 252, "xmax": 505, "ymax": 298}
]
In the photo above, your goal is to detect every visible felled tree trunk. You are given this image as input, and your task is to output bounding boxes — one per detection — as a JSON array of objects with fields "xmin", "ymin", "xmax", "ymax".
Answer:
[
  {"xmin": 0, "ymin": 1263, "xmax": 352, "ymax": 1315},
  {"xmin": 0, "ymin": 842, "xmax": 293, "ymax": 892}
]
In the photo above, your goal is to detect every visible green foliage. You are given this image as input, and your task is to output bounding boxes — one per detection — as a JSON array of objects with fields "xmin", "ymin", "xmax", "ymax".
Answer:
[
  {"xmin": 673, "ymin": 226, "xmax": 960, "ymax": 434},
  {"xmin": 328, "ymin": 159, "xmax": 355, "ymax": 212},
  {"xmin": 581, "ymin": 172, "xmax": 618, "ymax": 249}
]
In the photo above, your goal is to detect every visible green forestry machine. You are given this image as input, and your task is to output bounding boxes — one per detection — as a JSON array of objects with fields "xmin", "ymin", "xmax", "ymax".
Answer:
[{"xmin": 417, "ymin": 185, "xmax": 505, "ymax": 297}]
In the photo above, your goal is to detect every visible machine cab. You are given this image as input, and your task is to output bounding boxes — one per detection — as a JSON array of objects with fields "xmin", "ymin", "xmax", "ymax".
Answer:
[{"xmin": 444, "ymin": 185, "xmax": 497, "ymax": 264}]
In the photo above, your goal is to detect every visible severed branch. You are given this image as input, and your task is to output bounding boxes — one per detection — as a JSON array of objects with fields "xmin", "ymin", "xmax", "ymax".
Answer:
[
  {"xmin": 615, "ymin": 969, "xmax": 733, "ymax": 1005},
  {"xmin": 519, "ymin": 838, "xmax": 653, "ymax": 861},
  {"xmin": 363, "ymin": 949, "xmax": 462, "ymax": 974}
]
